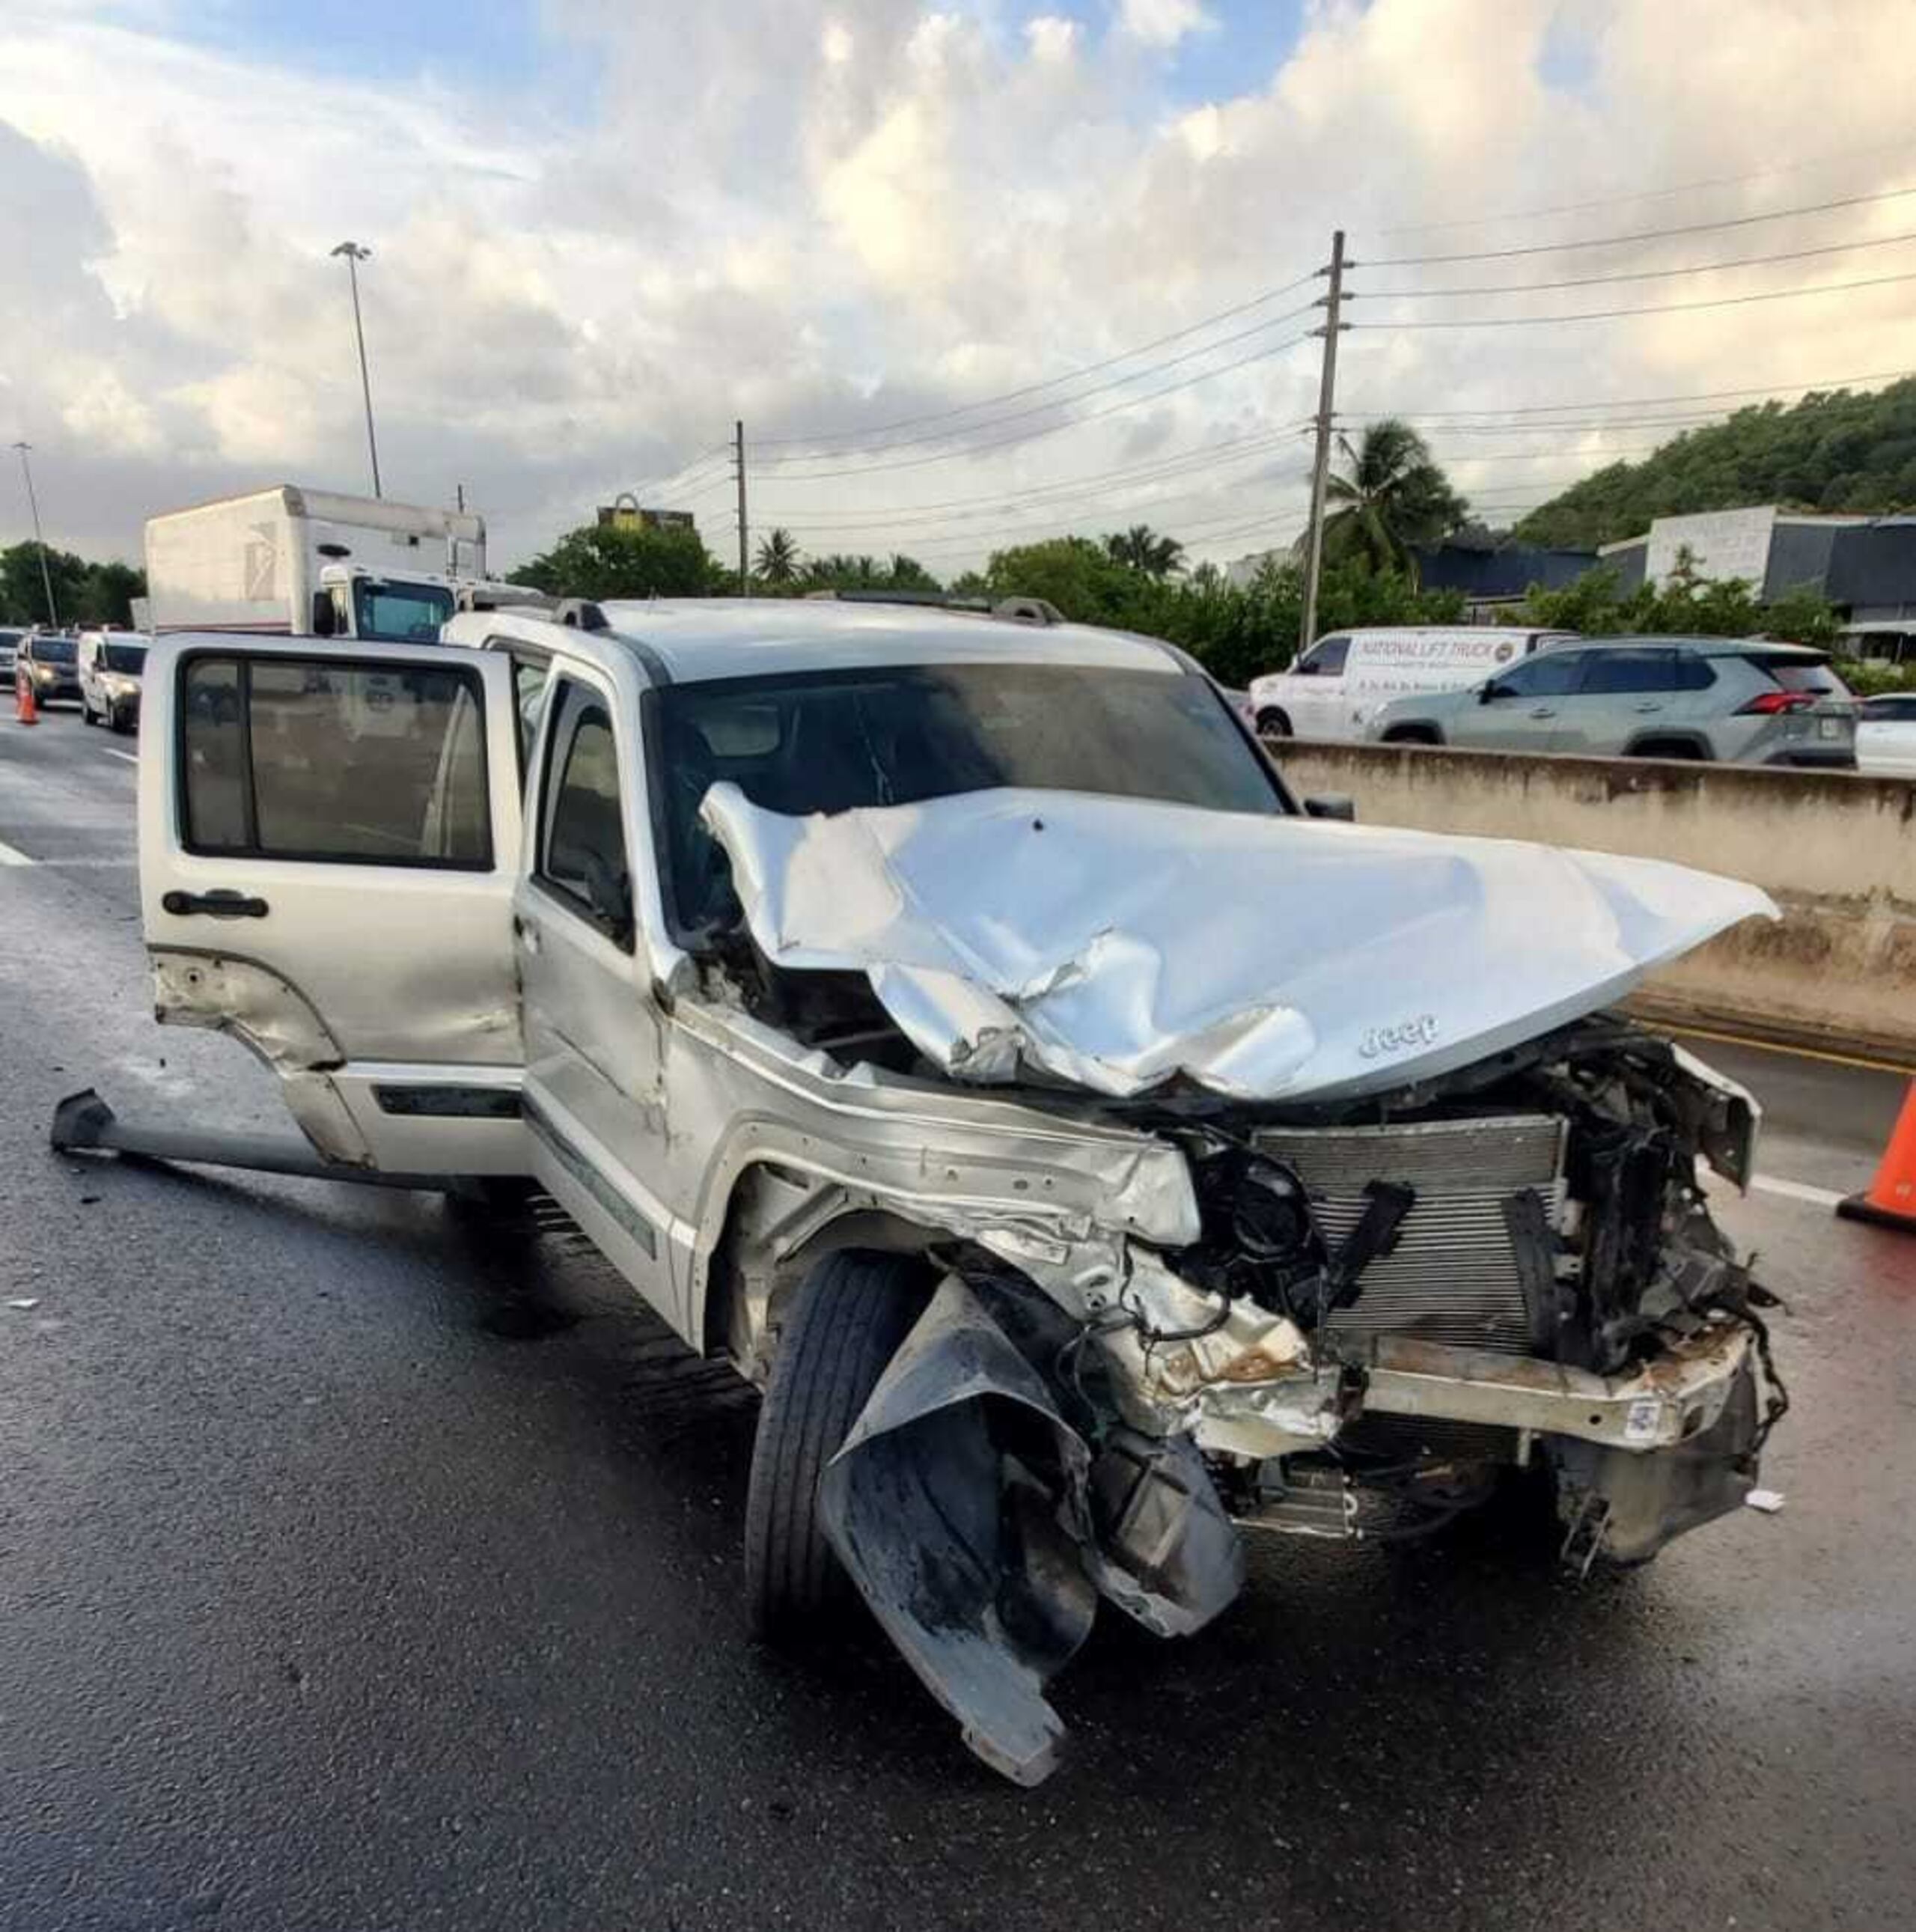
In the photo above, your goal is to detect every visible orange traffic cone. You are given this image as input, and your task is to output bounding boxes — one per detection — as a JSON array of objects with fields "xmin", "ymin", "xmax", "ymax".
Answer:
[
  {"xmin": 15, "ymin": 672, "xmax": 38, "ymax": 726},
  {"xmin": 1837, "ymin": 1079, "xmax": 1916, "ymax": 1233}
]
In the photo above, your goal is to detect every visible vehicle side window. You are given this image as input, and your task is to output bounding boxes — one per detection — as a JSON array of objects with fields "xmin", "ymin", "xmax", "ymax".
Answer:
[
  {"xmin": 1492, "ymin": 651, "xmax": 1584, "ymax": 698},
  {"xmin": 178, "ymin": 653, "xmax": 492, "ymax": 867},
  {"xmin": 1575, "ymin": 649, "xmax": 1680, "ymax": 695},
  {"xmin": 494, "ymin": 645, "xmax": 552, "ymax": 780},
  {"xmin": 1674, "ymin": 653, "xmax": 1716, "ymax": 692},
  {"xmin": 1298, "ymin": 636, "xmax": 1350, "ymax": 677},
  {"xmin": 537, "ymin": 680, "xmax": 632, "ymax": 950}
]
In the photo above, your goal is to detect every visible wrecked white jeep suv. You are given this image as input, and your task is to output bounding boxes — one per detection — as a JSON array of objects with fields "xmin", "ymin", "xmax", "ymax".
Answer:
[{"xmin": 61, "ymin": 598, "xmax": 1787, "ymax": 1785}]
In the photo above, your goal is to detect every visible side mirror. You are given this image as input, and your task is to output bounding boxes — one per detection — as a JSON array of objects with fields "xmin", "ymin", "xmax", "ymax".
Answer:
[
  {"xmin": 1303, "ymin": 793, "xmax": 1356, "ymax": 823},
  {"xmin": 1479, "ymin": 680, "xmax": 1506, "ymax": 704},
  {"xmin": 311, "ymin": 592, "xmax": 336, "ymax": 638}
]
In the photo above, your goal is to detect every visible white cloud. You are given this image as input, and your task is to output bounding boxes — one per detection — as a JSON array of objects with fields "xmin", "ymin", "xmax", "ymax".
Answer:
[
  {"xmin": 0, "ymin": 0, "xmax": 1911, "ymax": 577},
  {"xmin": 1117, "ymin": 0, "xmax": 1215, "ymax": 50}
]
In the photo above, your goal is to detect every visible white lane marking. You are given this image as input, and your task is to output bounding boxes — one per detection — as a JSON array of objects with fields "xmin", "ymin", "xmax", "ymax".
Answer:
[
  {"xmin": 0, "ymin": 835, "xmax": 34, "ymax": 867},
  {"xmin": 103, "ymin": 749, "xmax": 138, "ymax": 765},
  {"xmin": 1749, "ymin": 1172, "xmax": 1847, "ymax": 1210}
]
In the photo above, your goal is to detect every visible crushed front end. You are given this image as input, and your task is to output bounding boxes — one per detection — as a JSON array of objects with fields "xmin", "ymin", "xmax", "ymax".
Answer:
[{"xmin": 813, "ymin": 1018, "xmax": 1787, "ymax": 1784}]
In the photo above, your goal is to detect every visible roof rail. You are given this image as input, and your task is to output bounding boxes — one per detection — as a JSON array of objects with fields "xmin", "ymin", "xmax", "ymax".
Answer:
[
  {"xmin": 452, "ymin": 583, "xmax": 558, "ymax": 614},
  {"xmin": 799, "ymin": 588, "xmax": 1063, "ymax": 627},
  {"xmin": 555, "ymin": 598, "xmax": 611, "ymax": 631}
]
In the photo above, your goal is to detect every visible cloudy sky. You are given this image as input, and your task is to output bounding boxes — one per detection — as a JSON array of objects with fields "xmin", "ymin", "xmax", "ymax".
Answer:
[{"xmin": 1, "ymin": 0, "xmax": 1912, "ymax": 577}]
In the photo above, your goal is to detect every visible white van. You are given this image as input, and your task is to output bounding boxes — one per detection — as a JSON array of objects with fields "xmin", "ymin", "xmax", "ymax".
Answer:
[{"xmin": 1248, "ymin": 627, "xmax": 1576, "ymax": 742}]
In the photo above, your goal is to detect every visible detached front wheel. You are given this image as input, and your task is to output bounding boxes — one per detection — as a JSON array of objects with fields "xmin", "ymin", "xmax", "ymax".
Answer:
[{"xmin": 744, "ymin": 1250, "xmax": 931, "ymax": 1643}]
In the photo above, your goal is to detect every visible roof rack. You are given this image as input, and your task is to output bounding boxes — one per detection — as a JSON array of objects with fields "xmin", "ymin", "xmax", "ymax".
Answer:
[
  {"xmin": 451, "ymin": 583, "xmax": 558, "ymax": 615},
  {"xmin": 801, "ymin": 588, "xmax": 1063, "ymax": 627},
  {"xmin": 556, "ymin": 598, "xmax": 611, "ymax": 631}
]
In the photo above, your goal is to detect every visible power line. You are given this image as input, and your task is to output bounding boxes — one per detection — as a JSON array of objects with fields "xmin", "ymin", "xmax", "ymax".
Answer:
[
  {"xmin": 1352, "ymin": 266, "xmax": 1916, "ymax": 329},
  {"xmin": 1345, "ymin": 368, "xmax": 1916, "ymax": 420},
  {"xmin": 1373, "ymin": 136, "xmax": 1916, "ymax": 236},
  {"xmin": 754, "ymin": 269, "xmax": 1322, "ymax": 451},
  {"xmin": 1358, "ymin": 181, "xmax": 1916, "ymax": 268},
  {"xmin": 751, "ymin": 302, "xmax": 1321, "ymax": 467},
  {"xmin": 758, "ymin": 329, "xmax": 1320, "ymax": 481},
  {"xmin": 757, "ymin": 430, "xmax": 1308, "ymax": 528},
  {"xmin": 1359, "ymin": 227, "xmax": 1916, "ymax": 299}
]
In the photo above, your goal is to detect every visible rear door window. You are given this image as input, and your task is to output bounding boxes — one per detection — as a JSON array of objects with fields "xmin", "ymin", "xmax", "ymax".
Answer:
[
  {"xmin": 1573, "ymin": 649, "xmax": 1682, "ymax": 695},
  {"xmin": 178, "ymin": 653, "xmax": 492, "ymax": 867}
]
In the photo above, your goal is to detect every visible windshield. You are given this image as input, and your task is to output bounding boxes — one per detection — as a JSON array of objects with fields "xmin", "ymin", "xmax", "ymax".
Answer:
[
  {"xmin": 654, "ymin": 662, "xmax": 1285, "ymax": 933},
  {"xmin": 103, "ymin": 642, "xmax": 147, "ymax": 674},
  {"xmin": 353, "ymin": 580, "xmax": 454, "ymax": 643},
  {"xmin": 34, "ymin": 637, "xmax": 76, "ymax": 663}
]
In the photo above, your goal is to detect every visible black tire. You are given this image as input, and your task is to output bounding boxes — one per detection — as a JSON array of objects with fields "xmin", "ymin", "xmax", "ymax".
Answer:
[
  {"xmin": 1256, "ymin": 707, "xmax": 1292, "ymax": 740},
  {"xmin": 80, "ymin": 700, "xmax": 97, "ymax": 727},
  {"xmin": 1382, "ymin": 726, "xmax": 1441, "ymax": 746},
  {"xmin": 745, "ymin": 1249, "xmax": 932, "ymax": 1644},
  {"xmin": 1629, "ymin": 739, "xmax": 1706, "ymax": 761}
]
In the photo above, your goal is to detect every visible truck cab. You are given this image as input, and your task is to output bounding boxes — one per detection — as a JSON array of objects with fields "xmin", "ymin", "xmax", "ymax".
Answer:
[{"xmin": 311, "ymin": 564, "xmax": 457, "ymax": 643}]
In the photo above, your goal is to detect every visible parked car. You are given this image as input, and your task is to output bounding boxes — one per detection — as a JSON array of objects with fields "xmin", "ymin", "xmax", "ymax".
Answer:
[
  {"xmin": 0, "ymin": 626, "xmax": 22, "ymax": 689},
  {"xmin": 1248, "ymin": 625, "xmax": 1576, "ymax": 742},
  {"xmin": 1857, "ymin": 691, "xmax": 1916, "ymax": 777},
  {"xmin": 15, "ymin": 632, "xmax": 81, "ymax": 706},
  {"xmin": 1367, "ymin": 636, "xmax": 1858, "ymax": 767},
  {"xmin": 76, "ymin": 630, "xmax": 149, "ymax": 733},
  {"xmin": 63, "ymin": 600, "xmax": 1785, "ymax": 1786}
]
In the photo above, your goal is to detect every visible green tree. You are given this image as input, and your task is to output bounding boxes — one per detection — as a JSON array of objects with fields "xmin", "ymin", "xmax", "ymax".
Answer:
[
  {"xmin": 1104, "ymin": 524, "xmax": 1186, "ymax": 578},
  {"xmin": 1322, "ymin": 420, "xmax": 1469, "ymax": 576},
  {"xmin": 1515, "ymin": 376, "xmax": 1916, "ymax": 548},
  {"xmin": 0, "ymin": 543, "xmax": 146, "ymax": 627},
  {"xmin": 510, "ymin": 522, "xmax": 724, "ymax": 600},
  {"xmin": 754, "ymin": 527, "xmax": 800, "ymax": 584}
]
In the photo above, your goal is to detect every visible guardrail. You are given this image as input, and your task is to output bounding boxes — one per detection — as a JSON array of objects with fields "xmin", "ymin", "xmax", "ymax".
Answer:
[{"xmin": 1272, "ymin": 739, "xmax": 1916, "ymax": 1063}]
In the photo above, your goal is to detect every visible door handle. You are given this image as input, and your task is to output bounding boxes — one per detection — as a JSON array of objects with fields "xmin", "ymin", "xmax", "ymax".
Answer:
[
  {"xmin": 162, "ymin": 889, "xmax": 269, "ymax": 920},
  {"xmin": 1528, "ymin": 706, "xmax": 1557, "ymax": 719},
  {"xmin": 1632, "ymin": 701, "xmax": 1664, "ymax": 713}
]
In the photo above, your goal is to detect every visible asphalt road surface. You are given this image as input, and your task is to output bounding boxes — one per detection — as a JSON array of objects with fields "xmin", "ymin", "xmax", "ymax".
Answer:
[{"xmin": 4, "ymin": 704, "xmax": 1915, "ymax": 1932}]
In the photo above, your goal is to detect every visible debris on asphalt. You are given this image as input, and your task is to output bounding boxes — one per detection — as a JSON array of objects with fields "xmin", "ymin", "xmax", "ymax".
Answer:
[
  {"xmin": 7, "ymin": 1298, "xmax": 42, "ymax": 1311},
  {"xmin": 1746, "ymin": 1489, "xmax": 1787, "ymax": 1514}
]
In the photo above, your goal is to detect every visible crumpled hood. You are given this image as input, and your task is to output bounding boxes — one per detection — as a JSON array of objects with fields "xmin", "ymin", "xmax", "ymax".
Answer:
[{"xmin": 700, "ymin": 782, "xmax": 1778, "ymax": 1103}]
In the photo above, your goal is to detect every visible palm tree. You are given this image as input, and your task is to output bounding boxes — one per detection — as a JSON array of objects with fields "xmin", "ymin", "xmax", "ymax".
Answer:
[
  {"xmin": 1322, "ymin": 420, "xmax": 1468, "ymax": 579},
  {"xmin": 754, "ymin": 527, "xmax": 800, "ymax": 584},
  {"xmin": 1105, "ymin": 524, "xmax": 1186, "ymax": 578}
]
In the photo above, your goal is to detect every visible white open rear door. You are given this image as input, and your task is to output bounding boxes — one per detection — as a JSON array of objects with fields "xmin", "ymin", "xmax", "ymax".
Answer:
[{"xmin": 139, "ymin": 635, "xmax": 528, "ymax": 1176}]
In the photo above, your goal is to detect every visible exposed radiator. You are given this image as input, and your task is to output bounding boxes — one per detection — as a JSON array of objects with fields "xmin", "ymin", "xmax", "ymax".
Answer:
[{"xmin": 1251, "ymin": 1113, "xmax": 1566, "ymax": 1356}]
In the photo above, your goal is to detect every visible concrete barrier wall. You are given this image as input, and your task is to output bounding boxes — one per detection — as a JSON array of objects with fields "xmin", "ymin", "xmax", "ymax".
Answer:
[{"xmin": 1274, "ymin": 740, "xmax": 1916, "ymax": 1062}]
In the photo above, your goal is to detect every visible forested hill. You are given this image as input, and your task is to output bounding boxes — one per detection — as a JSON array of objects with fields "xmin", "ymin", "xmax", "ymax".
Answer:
[{"xmin": 1513, "ymin": 376, "xmax": 1916, "ymax": 549}]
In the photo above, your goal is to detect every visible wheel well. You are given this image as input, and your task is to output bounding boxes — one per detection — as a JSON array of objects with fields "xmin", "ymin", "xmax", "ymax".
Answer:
[
  {"xmin": 1626, "ymin": 734, "xmax": 1711, "ymax": 761},
  {"xmin": 1381, "ymin": 724, "xmax": 1442, "ymax": 746},
  {"xmin": 1255, "ymin": 706, "xmax": 1291, "ymax": 737},
  {"xmin": 699, "ymin": 1165, "xmax": 945, "ymax": 1379}
]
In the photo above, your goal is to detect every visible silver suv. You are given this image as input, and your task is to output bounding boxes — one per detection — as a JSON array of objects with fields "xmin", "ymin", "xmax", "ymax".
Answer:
[
  {"xmin": 1367, "ymin": 636, "xmax": 1857, "ymax": 767},
  {"xmin": 61, "ymin": 600, "xmax": 1787, "ymax": 1785}
]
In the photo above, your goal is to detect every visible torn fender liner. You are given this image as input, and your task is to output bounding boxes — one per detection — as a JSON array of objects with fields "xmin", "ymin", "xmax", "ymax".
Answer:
[
  {"xmin": 820, "ymin": 1277, "xmax": 1245, "ymax": 1785},
  {"xmin": 701, "ymin": 782, "xmax": 1777, "ymax": 1103}
]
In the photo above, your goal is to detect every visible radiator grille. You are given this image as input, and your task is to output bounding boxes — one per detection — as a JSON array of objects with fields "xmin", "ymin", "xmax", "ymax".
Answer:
[{"xmin": 1251, "ymin": 1114, "xmax": 1566, "ymax": 1356}]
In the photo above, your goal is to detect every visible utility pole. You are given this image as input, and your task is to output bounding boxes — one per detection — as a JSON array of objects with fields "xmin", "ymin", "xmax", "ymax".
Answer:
[
  {"xmin": 734, "ymin": 419, "xmax": 749, "ymax": 596},
  {"xmin": 330, "ymin": 241, "xmax": 382, "ymax": 499},
  {"xmin": 11, "ymin": 442, "xmax": 58, "ymax": 627},
  {"xmin": 1299, "ymin": 228, "xmax": 1346, "ymax": 655}
]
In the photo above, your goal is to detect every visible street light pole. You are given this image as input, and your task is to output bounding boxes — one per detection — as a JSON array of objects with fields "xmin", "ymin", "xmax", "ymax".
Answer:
[
  {"xmin": 11, "ymin": 442, "xmax": 59, "ymax": 627},
  {"xmin": 330, "ymin": 242, "xmax": 382, "ymax": 499}
]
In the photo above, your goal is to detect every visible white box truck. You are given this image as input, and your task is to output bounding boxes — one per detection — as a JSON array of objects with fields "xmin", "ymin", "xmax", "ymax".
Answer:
[{"xmin": 144, "ymin": 486, "xmax": 491, "ymax": 643}]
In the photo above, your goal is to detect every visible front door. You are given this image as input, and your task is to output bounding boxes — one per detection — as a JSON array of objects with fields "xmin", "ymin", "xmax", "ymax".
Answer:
[
  {"xmin": 513, "ymin": 671, "xmax": 679, "ymax": 1329},
  {"xmin": 140, "ymin": 636, "xmax": 528, "ymax": 1175},
  {"xmin": 1445, "ymin": 647, "xmax": 1585, "ymax": 752}
]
